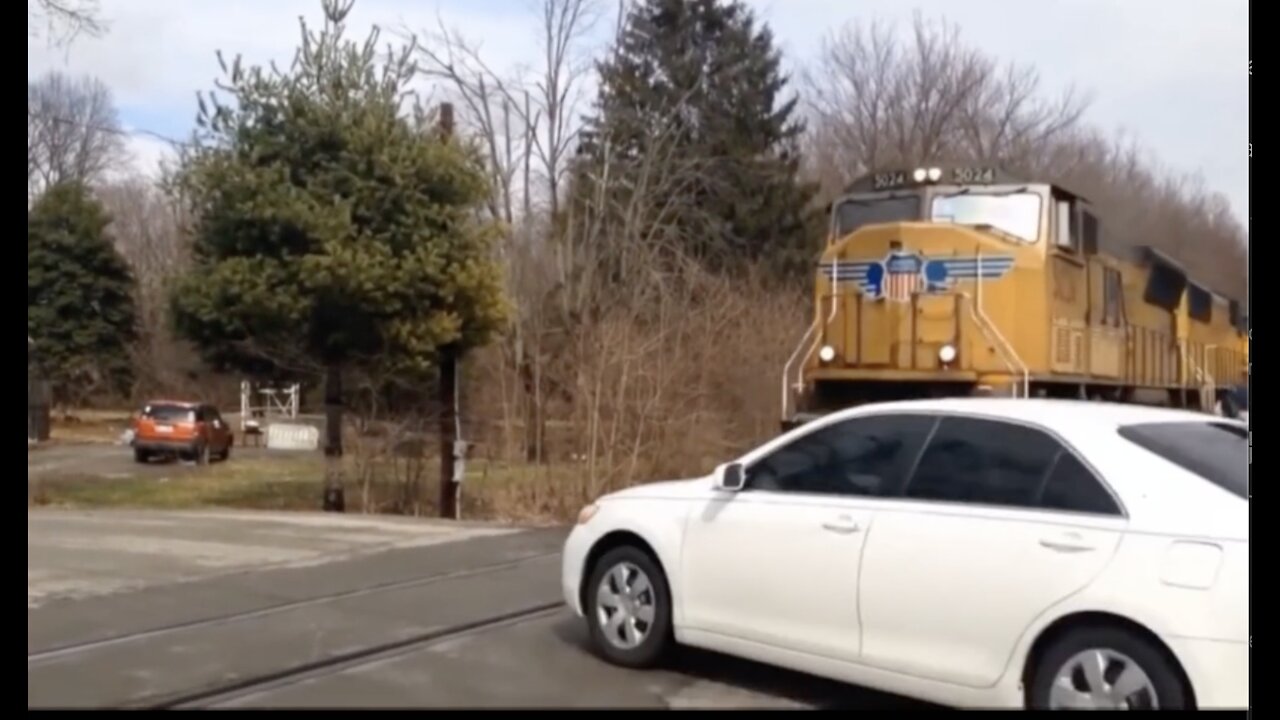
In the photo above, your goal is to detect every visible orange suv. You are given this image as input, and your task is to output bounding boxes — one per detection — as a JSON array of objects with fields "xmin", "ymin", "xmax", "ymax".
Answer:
[{"xmin": 132, "ymin": 401, "xmax": 234, "ymax": 464}]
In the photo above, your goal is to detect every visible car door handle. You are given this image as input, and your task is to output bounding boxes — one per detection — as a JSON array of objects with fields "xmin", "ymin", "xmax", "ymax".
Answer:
[
  {"xmin": 1039, "ymin": 533, "xmax": 1096, "ymax": 553},
  {"xmin": 822, "ymin": 517, "xmax": 862, "ymax": 534}
]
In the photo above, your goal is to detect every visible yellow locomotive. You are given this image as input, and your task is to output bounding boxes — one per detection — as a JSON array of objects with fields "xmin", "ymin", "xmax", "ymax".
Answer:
[{"xmin": 783, "ymin": 165, "xmax": 1248, "ymax": 428}]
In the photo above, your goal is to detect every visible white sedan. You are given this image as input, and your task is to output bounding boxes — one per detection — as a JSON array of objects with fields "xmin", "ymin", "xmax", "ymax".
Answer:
[{"xmin": 561, "ymin": 398, "xmax": 1248, "ymax": 709}]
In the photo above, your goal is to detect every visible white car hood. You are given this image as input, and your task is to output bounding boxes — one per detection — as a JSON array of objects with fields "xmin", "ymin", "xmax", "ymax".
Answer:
[{"xmin": 601, "ymin": 477, "xmax": 709, "ymax": 502}]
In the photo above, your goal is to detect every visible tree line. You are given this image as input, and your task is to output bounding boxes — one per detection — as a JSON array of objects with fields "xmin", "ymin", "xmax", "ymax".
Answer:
[{"xmin": 27, "ymin": 0, "xmax": 1247, "ymax": 518}]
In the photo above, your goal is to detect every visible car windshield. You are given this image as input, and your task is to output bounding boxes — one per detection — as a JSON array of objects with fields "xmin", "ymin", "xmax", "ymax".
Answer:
[
  {"xmin": 1117, "ymin": 421, "xmax": 1247, "ymax": 499},
  {"xmin": 144, "ymin": 404, "xmax": 196, "ymax": 423},
  {"xmin": 930, "ymin": 191, "xmax": 1042, "ymax": 243},
  {"xmin": 833, "ymin": 194, "xmax": 922, "ymax": 237}
]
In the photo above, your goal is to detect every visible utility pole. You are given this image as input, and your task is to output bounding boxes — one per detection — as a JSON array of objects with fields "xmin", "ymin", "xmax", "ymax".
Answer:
[{"xmin": 437, "ymin": 102, "xmax": 462, "ymax": 520}]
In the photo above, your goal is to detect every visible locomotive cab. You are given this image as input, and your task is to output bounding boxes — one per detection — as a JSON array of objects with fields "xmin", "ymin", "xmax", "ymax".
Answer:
[{"xmin": 785, "ymin": 166, "xmax": 1055, "ymax": 424}]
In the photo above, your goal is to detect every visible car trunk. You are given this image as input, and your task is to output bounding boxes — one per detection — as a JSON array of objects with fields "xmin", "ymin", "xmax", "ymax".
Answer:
[{"xmin": 138, "ymin": 405, "xmax": 199, "ymax": 441}]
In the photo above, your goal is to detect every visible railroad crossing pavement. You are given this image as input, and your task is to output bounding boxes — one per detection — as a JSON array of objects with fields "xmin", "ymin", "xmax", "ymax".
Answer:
[{"xmin": 28, "ymin": 509, "xmax": 928, "ymax": 709}]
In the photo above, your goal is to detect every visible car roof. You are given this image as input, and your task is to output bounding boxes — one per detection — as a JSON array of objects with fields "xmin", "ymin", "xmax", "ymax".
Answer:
[
  {"xmin": 833, "ymin": 397, "xmax": 1227, "ymax": 430},
  {"xmin": 145, "ymin": 400, "xmax": 202, "ymax": 408}
]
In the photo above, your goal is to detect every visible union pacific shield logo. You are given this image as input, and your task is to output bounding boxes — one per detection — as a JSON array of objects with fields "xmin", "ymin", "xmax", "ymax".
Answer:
[
  {"xmin": 818, "ymin": 251, "xmax": 1015, "ymax": 302},
  {"xmin": 883, "ymin": 253, "xmax": 924, "ymax": 303}
]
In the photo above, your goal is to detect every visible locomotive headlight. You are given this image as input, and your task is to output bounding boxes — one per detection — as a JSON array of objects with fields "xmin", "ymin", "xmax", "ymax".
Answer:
[
  {"xmin": 818, "ymin": 345, "xmax": 837, "ymax": 362},
  {"xmin": 938, "ymin": 344, "xmax": 957, "ymax": 363},
  {"xmin": 927, "ymin": 167, "xmax": 943, "ymax": 182},
  {"xmin": 912, "ymin": 167, "xmax": 928, "ymax": 183}
]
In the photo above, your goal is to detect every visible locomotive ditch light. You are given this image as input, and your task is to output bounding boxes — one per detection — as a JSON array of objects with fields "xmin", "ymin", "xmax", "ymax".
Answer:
[
  {"xmin": 927, "ymin": 167, "xmax": 943, "ymax": 182},
  {"xmin": 912, "ymin": 168, "xmax": 928, "ymax": 183},
  {"xmin": 938, "ymin": 344, "xmax": 957, "ymax": 363},
  {"xmin": 818, "ymin": 345, "xmax": 837, "ymax": 363}
]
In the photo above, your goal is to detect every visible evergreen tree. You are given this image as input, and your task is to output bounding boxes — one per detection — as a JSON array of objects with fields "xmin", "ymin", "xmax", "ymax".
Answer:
[
  {"xmin": 170, "ymin": 0, "xmax": 507, "ymax": 507},
  {"xmin": 27, "ymin": 182, "xmax": 138, "ymax": 406},
  {"xmin": 584, "ymin": 0, "xmax": 819, "ymax": 276}
]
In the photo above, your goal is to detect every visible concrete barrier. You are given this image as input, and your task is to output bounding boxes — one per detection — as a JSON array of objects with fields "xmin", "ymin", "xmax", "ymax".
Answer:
[{"xmin": 266, "ymin": 423, "xmax": 320, "ymax": 451}]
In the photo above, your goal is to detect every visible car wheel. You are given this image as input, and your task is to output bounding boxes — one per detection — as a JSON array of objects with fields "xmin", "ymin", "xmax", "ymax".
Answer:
[
  {"xmin": 219, "ymin": 445, "xmax": 231, "ymax": 462},
  {"xmin": 584, "ymin": 546, "xmax": 673, "ymax": 668},
  {"xmin": 134, "ymin": 448, "xmax": 150, "ymax": 464},
  {"xmin": 1029, "ymin": 627, "xmax": 1189, "ymax": 709}
]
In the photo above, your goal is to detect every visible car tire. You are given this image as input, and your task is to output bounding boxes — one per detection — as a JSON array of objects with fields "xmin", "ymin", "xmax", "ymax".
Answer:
[
  {"xmin": 134, "ymin": 448, "xmax": 150, "ymax": 464},
  {"xmin": 219, "ymin": 445, "xmax": 231, "ymax": 462},
  {"xmin": 1028, "ymin": 626, "xmax": 1190, "ymax": 710},
  {"xmin": 584, "ymin": 546, "xmax": 673, "ymax": 669}
]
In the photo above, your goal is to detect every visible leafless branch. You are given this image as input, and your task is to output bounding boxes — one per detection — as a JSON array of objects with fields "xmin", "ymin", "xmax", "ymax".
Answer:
[
  {"xmin": 28, "ymin": 71, "xmax": 128, "ymax": 197},
  {"xmin": 29, "ymin": 0, "xmax": 107, "ymax": 47}
]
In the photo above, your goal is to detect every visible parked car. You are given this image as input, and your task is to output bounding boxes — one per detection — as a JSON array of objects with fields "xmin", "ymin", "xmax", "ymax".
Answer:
[
  {"xmin": 132, "ymin": 400, "xmax": 234, "ymax": 464},
  {"xmin": 561, "ymin": 398, "xmax": 1248, "ymax": 710}
]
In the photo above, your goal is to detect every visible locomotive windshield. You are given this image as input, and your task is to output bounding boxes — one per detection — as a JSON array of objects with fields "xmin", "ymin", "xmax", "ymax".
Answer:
[
  {"xmin": 930, "ymin": 190, "xmax": 1042, "ymax": 243},
  {"xmin": 833, "ymin": 193, "xmax": 922, "ymax": 237}
]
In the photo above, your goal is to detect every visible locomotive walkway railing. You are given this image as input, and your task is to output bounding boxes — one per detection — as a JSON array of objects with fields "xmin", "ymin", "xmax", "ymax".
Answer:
[{"xmin": 957, "ymin": 290, "xmax": 1029, "ymax": 398}]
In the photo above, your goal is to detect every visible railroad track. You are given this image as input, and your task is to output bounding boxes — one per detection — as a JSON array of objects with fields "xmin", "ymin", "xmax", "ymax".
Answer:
[
  {"xmin": 134, "ymin": 601, "xmax": 564, "ymax": 709},
  {"xmin": 27, "ymin": 550, "xmax": 565, "ymax": 709}
]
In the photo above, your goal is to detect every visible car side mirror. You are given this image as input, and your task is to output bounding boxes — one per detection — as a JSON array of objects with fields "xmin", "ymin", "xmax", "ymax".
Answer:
[{"xmin": 716, "ymin": 462, "xmax": 746, "ymax": 492}]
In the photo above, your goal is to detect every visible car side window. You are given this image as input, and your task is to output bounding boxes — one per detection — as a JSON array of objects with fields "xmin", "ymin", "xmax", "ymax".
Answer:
[
  {"xmin": 904, "ymin": 417, "xmax": 1060, "ymax": 509},
  {"xmin": 1040, "ymin": 451, "xmax": 1121, "ymax": 515},
  {"xmin": 745, "ymin": 415, "xmax": 937, "ymax": 498}
]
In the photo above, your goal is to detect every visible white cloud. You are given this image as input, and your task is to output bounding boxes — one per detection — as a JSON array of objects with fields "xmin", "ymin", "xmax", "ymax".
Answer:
[
  {"xmin": 29, "ymin": 0, "xmax": 1248, "ymax": 224},
  {"xmin": 28, "ymin": 0, "xmax": 554, "ymax": 125},
  {"xmin": 112, "ymin": 133, "xmax": 178, "ymax": 183}
]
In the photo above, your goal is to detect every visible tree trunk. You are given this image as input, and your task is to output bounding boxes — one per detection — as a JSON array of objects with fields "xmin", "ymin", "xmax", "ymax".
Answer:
[
  {"xmin": 323, "ymin": 363, "xmax": 346, "ymax": 512},
  {"xmin": 520, "ymin": 355, "xmax": 541, "ymax": 463}
]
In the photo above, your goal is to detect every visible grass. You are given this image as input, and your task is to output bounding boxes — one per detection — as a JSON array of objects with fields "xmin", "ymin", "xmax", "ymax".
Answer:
[
  {"xmin": 31, "ymin": 454, "xmax": 325, "ymax": 512},
  {"xmin": 32, "ymin": 407, "xmax": 609, "ymax": 522},
  {"xmin": 29, "ymin": 450, "xmax": 597, "ymax": 523},
  {"xmin": 49, "ymin": 409, "xmax": 134, "ymax": 445}
]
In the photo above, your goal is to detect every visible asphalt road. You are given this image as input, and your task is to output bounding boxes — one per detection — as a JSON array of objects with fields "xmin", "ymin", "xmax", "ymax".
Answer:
[{"xmin": 27, "ymin": 510, "xmax": 927, "ymax": 709}]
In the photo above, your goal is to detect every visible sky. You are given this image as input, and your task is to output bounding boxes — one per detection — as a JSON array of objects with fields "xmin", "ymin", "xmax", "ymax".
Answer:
[{"xmin": 28, "ymin": 0, "xmax": 1249, "ymax": 226}]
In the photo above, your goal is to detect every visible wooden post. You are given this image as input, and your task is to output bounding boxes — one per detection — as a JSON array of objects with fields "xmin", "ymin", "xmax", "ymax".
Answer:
[
  {"xmin": 323, "ymin": 364, "xmax": 346, "ymax": 512},
  {"xmin": 438, "ymin": 102, "xmax": 454, "ymax": 140},
  {"xmin": 439, "ymin": 345, "xmax": 459, "ymax": 519},
  {"xmin": 437, "ymin": 102, "xmax": 460, "ymax": 520}
]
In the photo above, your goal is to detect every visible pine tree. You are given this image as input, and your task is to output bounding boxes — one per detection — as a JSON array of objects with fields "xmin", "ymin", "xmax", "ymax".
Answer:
[
  {"xmin": 170, "ymin": 0, "xmax": 507, "ymax": 509},
  {"xmin": 27, "ymin": 182, "xmax": 138, "ymax": 406},
  {"xmin": 584, "ymin": 0, "xmax": 818, "ymax": 276}
]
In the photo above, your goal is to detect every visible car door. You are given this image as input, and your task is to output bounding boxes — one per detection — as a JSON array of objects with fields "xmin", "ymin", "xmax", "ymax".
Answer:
[
  {"xmin": 857, "ymin": 414, "xmax": 1127, "ymax": 688},
  {"xmin": 680, "ymin": 413, "xmax": 936, "ymax": 661}
]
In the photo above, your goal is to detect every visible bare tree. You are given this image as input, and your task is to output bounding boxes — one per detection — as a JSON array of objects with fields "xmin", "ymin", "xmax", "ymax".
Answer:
[
  {"xmin": 406, "ymin": 0, "xmax": 601, "ymax": 224},
  {"xmin": 96, "ymin": 179, "xmax": 195, "ymax": 397},
  {"xmin": 802, "ymin": 12, "xmax": 1089, "ymax": 195},
  {"xmin": 28, "ymin": 71, "xmax": 128, "ymax": 198},
  {"xmin": 802, "ymin": 10, "xmax": 1245, "ymax": 302},
  {"xmin": 28, "ymin": 0, "xmax": 107, "ymax": 45},
  {"xmin": 406, "ymin": 0, "xmax": 602, "ymax": 462}
]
